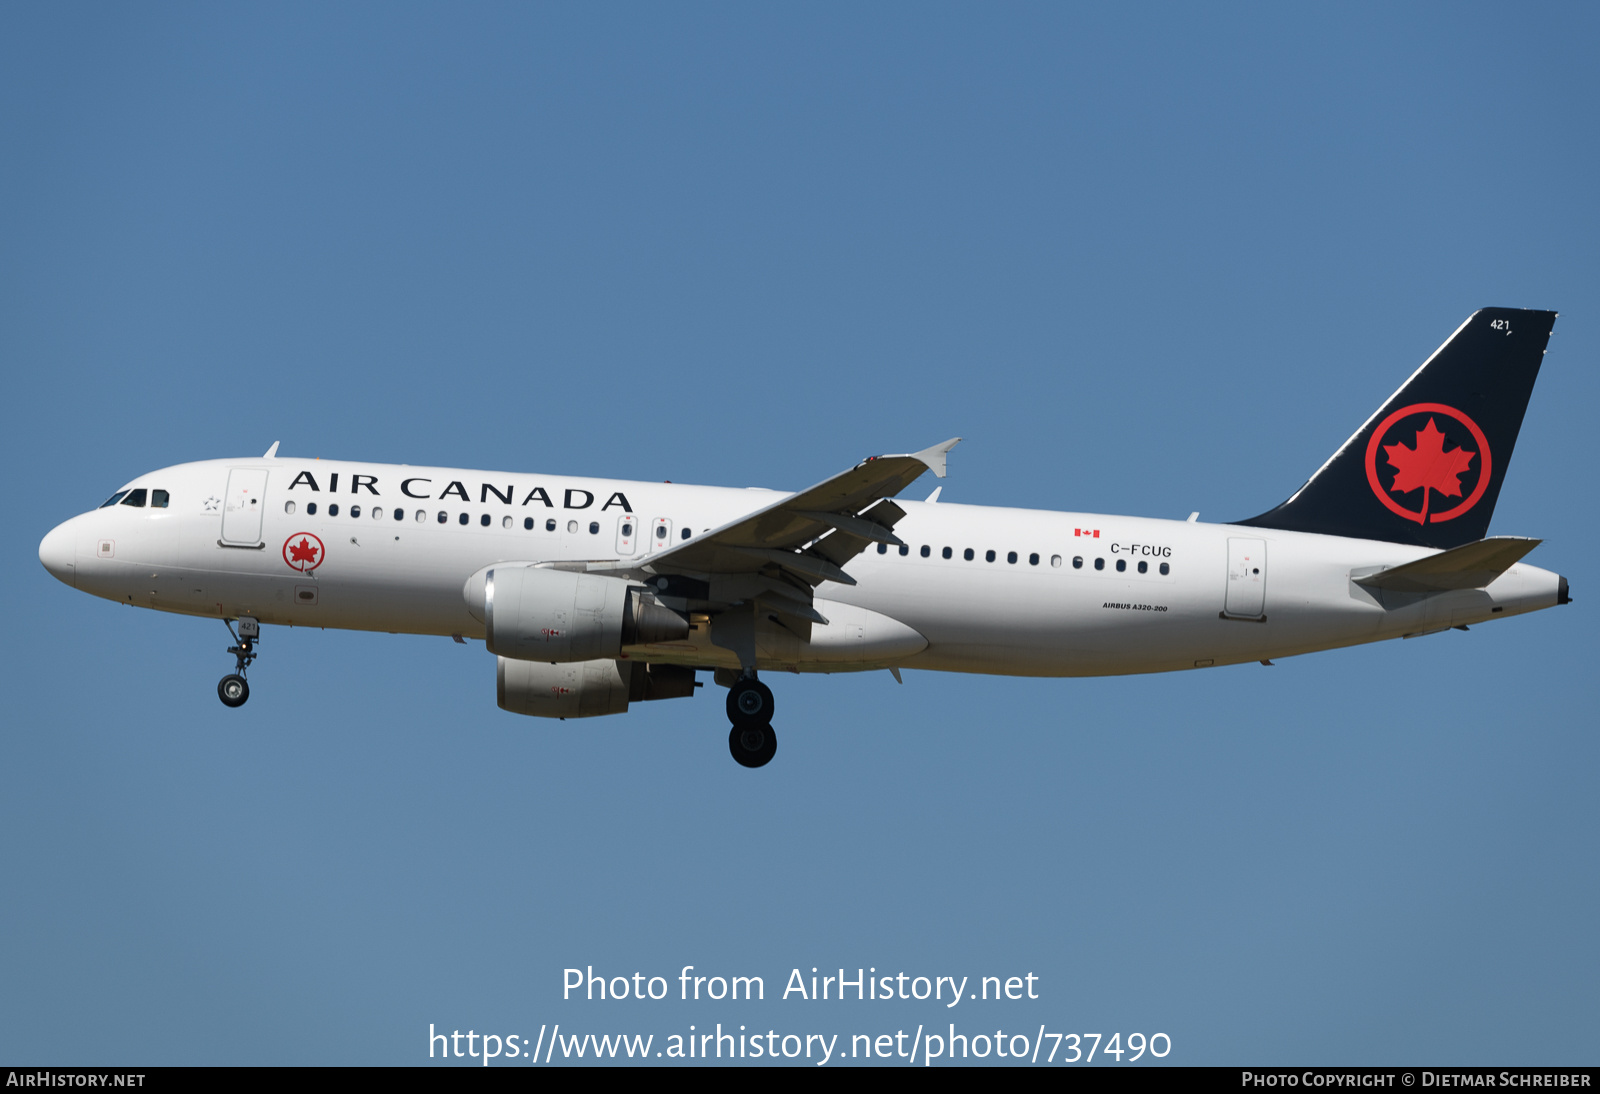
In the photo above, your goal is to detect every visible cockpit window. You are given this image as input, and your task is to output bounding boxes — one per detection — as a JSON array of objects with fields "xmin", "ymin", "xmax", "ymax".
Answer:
[
  {"xmin": 99, "ymin": 491, "xmax": 129, "ymax": 508},
  {"xmin": 119, "ymin": 489, "xmax": 148, "ymax": 508},
  {"xmin": 151, "ymin": 490, "xmax": 169, "ymax": 508}
]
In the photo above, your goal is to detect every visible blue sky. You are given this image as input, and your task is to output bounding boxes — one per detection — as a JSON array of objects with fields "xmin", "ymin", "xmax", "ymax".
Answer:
[{"xmin": 2, "ymin": 3, "xmax": 1596, "ymax": 1065}]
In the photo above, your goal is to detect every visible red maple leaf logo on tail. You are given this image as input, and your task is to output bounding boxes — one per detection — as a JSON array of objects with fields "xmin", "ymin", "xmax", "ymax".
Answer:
[
  {"xmin": 1382, "ymin": 417, "xmax": 1476, "ymax": 524},
  {"xmin": 288, "ymin": 537, "xmax": 319, "ymax": 565}
]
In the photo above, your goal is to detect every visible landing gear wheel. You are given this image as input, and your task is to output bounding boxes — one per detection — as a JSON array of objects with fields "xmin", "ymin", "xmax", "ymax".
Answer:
[
  {"xmin": 726, "ymin": 678, "xmax": 775, "ymax": 727},
  {"xmin": 218, "ymin": 674, "xmax": 250, "ymax": 708},
  {"xmin": 729, "ymin": 723, "xmax": 777, "ymax": 768}
]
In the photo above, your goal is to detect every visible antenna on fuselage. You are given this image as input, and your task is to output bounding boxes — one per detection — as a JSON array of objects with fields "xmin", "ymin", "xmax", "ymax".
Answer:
[{"xmin": 263, "ymin": 441, "xmax": 280, "ymax": 459}]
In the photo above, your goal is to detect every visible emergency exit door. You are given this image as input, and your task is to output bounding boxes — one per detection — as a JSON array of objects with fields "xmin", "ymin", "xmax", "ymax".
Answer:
[
  {"xmin": 615, "ymin": 514, "xmax": 637, "ymax": 556},
  {"xmin": 1224, "ymin": 537, "xmax": 1267, "ymax": 619}
]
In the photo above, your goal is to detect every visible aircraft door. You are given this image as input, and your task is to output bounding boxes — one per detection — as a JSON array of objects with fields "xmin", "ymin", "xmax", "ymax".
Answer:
[
  {"xmin": 1224, "ymin": 537, "xmax": 1267, "ymax": 619},
  {"xmin": 651, "ymin": 518, "xmax": 673, "ymax": 552},
  {"xmin": 615, "ymin": 514, "xmax": 637, "ymax": 556},
  {"xmin": 221, "ymin": 469, "xmax": 269, "ymax": 545}
]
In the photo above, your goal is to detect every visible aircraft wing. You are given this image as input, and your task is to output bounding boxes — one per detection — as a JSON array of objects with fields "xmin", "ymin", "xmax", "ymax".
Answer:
[{"xmin": 601, "ymin": 439, "xmax": 959, "ymax": 620}]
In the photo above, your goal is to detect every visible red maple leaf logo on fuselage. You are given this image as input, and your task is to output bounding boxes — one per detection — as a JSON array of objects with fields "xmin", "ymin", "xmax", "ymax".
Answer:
[
  {"xmin": 1382, "ymin": 417, "xmax": 1476, "ymax": 523},
  {"xmin": 288, "ymin": 537, "xmax": 319, "ymax": 565}
]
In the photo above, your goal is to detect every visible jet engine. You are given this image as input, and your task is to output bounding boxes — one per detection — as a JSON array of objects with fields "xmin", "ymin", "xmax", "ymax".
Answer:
[
  {"xmin": 498, "ymin": 658, "xmax": 699, "ymax": 719},
  {"xmin": 471, "ymin": 566, "xmax": 689, "ymax": 662}
]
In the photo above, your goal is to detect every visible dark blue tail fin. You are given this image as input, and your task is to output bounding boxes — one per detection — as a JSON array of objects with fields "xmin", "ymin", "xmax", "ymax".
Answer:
[{"xmin": 1236, "ymin": 308, "xmax": 1556, "ymax": 549}]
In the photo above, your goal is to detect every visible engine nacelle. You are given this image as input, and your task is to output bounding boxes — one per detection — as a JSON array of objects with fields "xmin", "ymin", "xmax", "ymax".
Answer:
[
  {"xmin": 470, "ymin": 565, "xmax": 689, "ymax": 663},
  {"xmin": 498, "ymin": 658, "xmax": 700, "ymax": 719},
  {"xmin": 498, "ymin": 657, "xmax": 630, "ymax": 718}
]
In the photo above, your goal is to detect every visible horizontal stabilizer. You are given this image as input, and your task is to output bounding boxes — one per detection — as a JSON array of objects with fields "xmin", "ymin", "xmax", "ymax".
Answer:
[{"xmin": 1353, "ymin": 536, "xmax": 1541, "ymax": 593}]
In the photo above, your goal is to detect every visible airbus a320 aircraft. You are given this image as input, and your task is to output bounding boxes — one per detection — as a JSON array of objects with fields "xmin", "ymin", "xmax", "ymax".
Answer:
[{"xmin": 39, "ymin": 308, "xmax": 1568, "ymax": 767}]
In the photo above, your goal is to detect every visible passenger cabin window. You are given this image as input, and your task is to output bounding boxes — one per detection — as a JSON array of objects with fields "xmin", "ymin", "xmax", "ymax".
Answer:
[
  {"xmin": 350, "ymin": 505, "xmax": 362, "ymax": 518},
  {"xmin": 284, "ymin": 501, "xmax": 296, "ymax": 515},
  {"xmin": 588, "ymin": 521, "xmax": 599, "ymax": 534},
  {"xmin": 985, "ymin": 549, "xmax": 996, "ymax": 562},
  {"xmin": 547, "ymin": 519, "xmax": 557, "ymax": 532},
  {"xmin": 1007, "ymin": 551, "xmax": 1017, "ymax": 564},
  {"xmin": 524, "ymin": 517, "xmax": 535, "ymax": 530},
  {"xmin": 1073, "ymin": 556, "xmax": 1082, "ymax": 569},
  {"xmin": 151, "ymin": 490, "xmax": 169, "ymax": 508},
  {"xmin": 120, "ymin": 489, "xmax": 147, "ymax": 507},
  {"xmin": 920, "ymin": 545, "xmax": 930, "ymax": 558},
  {"xmin": 437, "ymin": 511, "xmax": 448, "ymax": 523},
  {"xmin": 502, "ymin": 515, "xmax": 512, "ymax": 529},
  {"xmin": 416, "ymin": 510, "xmax": 426, "ymax": 523},
  {"xmin": 329, "ymin": 503, "xmax": 340, "ymax": 516},
  {"xmin": 308, "ymin": 502, "xmax": 318, "ymax": 516},
  {"xmin": 656, "ymin": 525, "xmax": 667, "ymax": 540},
  {"xmin": 458, "ymin": 513, "xmax": 469, "ymax": 525},
  {"xmin": 1138, "ymin": 560, "xmax": 1148, "ymax": 573},
  {"xmin": 682, "ymin": 528, "xmax": 692, "ymax": 539},
  {"xmin": 480, "ymin": 514, "xmax": 491, "ymax": 527},
  {"xmin": 99, "ymin": 491, "xmax": 129, "ymax": 508},
  {"xmin": 567, "ymin": 520, "xmax": 579, "ymax": 533},
  {"xmin": 942, "ymin": 547, "xmax": 952, "ymax": 559},
  {"xmin": 394, "ymin": 508, "xmax": 404, "ymax": 521},
  {"xmin": 1094, "ymin": 557, "xmax": 1105, "ymax": 570},
  {"xmin": 1116, "ymin": 559, "xmax": 1126, "ymax": 572},
  {"xmin": 1029, "ymin": 553, "xmax": 1039, "ymax": 566},
  {"xmin": 1160, "ymin": 562, "xmax": 1170, "ymax": 576},
  {"xmin": 898, "ymin": 544, "xmax": 909, "ymax": 556},
  {"xmin": 1051, "ymin": 555, "xmax": 1063, "ymax": 568},
  {"xmin": 963, "ymin": 548, "xmax": 974, "ymax": 561}
]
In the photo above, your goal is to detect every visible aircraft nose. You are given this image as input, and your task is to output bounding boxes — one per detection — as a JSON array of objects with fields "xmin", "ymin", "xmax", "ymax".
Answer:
[{"xmin": 39, "ymin": 520, "xmax": 77, "ymax": 588}]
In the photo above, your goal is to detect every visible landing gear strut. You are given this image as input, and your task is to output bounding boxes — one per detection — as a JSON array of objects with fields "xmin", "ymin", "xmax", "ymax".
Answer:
[
  {"xmin": 218, "ymin": 617, "xmax": 259, "ymax": 708},
  {"xmin": 725, "ymin": 673, "xmax": 777, "ymax": 768}
]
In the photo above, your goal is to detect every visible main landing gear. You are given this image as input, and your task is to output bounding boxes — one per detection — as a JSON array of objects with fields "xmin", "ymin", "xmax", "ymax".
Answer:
[
  {"xmin": 218, "ymin": 617, "xmax": 259, "ymax": 708},
  {"xmin": 726, "ymin": 675, "xmax": 777, "ymax": 768}
]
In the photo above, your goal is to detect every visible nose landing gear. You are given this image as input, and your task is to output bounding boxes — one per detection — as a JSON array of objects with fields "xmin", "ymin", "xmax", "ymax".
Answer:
[
  {"xmin": 725, "ymin": 674, "xmax": 777, "ymax": 768},
  {"xmin": 218, "ymin": 617, "xmax": 259, "ymax": 708}
]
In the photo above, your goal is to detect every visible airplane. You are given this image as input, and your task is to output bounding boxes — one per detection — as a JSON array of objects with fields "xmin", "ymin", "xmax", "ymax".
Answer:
[{"xmin": 38, "ymin": 308, "xmax": 1569, "ymax": 768}]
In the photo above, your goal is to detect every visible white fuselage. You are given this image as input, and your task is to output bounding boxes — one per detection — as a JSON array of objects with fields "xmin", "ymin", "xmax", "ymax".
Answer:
[{"xmin": 39, "ymin": 457, "xmax": 1564, "ymax": 677}]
